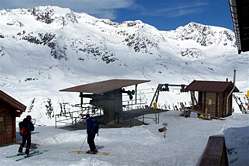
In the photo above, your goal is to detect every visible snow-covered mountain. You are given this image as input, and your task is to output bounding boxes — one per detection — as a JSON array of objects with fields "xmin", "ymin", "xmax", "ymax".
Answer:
[{"xmin": 0, "ymin": 6, "xmax": 248, "ymax": 125}]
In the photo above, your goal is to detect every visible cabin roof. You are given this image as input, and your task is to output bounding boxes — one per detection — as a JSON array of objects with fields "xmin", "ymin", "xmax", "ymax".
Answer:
[
  {"xmin": 229, "ymin": 0, "xmax": 249, "ymax": 53},
  {"xmin": 185, "ymin": 80, "xmax": 239, "ymax": 93},
  {"xmin": 60, "ymin": 79, "xmax": 150, "ymax": 94},
  {"xmin": 0, "ymin": 90, "xmax": 26, "ymax": 116}
]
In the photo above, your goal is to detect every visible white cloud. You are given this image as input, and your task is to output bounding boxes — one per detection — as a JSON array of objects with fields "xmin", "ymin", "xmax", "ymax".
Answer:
[
  {"xmin": 140, "ymin": 2, "xmax": 208, "ymax": 18},
  {"xmin": 0, "ymin": 0, "xmax": 135, "ymax": 19}
]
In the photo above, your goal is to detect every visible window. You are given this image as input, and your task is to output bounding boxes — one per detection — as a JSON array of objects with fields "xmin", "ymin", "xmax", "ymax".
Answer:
[{"xmin": 0, "ymin": 117, "xmax": 5, "ymax": 133}]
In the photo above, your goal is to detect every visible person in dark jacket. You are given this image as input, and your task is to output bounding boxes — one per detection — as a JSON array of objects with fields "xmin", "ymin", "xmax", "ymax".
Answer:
[
  {"xmin": 18, "ymin": 115, "xmax": 34, "ymax": 155},
  {"xmin": 85, "ymin": 114, "xmax": 99, "ymax": 154}
]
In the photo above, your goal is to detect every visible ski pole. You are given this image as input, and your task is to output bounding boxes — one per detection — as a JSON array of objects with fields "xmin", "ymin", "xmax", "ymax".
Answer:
[{"xmin": 79, "ymin": 136, "xmax": 87, "ymax": 151}]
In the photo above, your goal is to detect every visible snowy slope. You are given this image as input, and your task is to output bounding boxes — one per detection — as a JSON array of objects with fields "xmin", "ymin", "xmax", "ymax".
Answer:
[{"xmin": 0, "ymin": 6, "xmax": 249, "ymax": 124}]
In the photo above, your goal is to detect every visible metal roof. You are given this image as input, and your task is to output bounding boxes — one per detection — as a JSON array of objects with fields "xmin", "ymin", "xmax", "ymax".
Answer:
[
  {"xmin": 60, "ymin": 79, "xmax": 150, "ymax": 94},
  {"xmin": 229, "ymin": 0, "xmax": 249, "ymax": 53},
  {"xmin": 185, "ymin": 80, "xmax": 239, "ymax": 93},
  {"xmin": 0, "ymin": 90, "xmax": 26, "ymax": 116}
]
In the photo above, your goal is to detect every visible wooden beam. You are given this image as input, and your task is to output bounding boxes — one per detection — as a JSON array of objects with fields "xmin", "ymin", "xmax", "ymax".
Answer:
[{"xmin": 199, "ymin": 135, "xmax": 228, "ymax": 166}]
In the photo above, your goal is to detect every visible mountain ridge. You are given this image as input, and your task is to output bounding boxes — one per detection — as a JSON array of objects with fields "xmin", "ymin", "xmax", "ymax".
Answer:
[
  {"xmin": 0, "ymin": 6, "xmax": 248, "ymax": 86},
  {"xmin": 0, "ymin": 6, "xmax": 245, "ymax": 85}
]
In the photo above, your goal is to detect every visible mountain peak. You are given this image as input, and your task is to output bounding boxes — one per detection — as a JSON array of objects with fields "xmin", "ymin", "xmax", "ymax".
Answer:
[
  {"xmin": 0, "ymin": 5, "xmax": 72, "ymax": 16},
  {"xmin": 169, "ymin": 22, "xmax": 236, "ymax": 47},
  {"xmin": 30, "ymin": 6, "xmax": 72, "ymax": 17},
  {"xmin": 186, "ymin": 22, "xmax": 205, "ymax": 27}
]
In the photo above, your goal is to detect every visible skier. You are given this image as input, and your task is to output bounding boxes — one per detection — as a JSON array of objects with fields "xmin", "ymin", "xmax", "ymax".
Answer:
[
  {"xmin": 18, "ymin": 115, "xmax": 35, "ymax": 155},
  {"xmin": 85, "ymin": 114, "xmax": 99, "ymax": 154}
]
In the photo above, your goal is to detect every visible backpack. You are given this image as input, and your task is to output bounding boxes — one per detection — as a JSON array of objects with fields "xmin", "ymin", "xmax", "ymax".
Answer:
[{"xmin": 19, "ymin": 121, "xmax": 28, "ymax": 136}]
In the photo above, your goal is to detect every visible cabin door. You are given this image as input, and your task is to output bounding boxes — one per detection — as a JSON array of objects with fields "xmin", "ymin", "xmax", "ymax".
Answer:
[{"xmin": 205, "ymin": 93, "xmax": 216, "ymax": 117}]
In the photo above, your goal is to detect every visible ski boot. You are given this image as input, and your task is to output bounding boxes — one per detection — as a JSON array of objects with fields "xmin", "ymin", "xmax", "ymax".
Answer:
[
  {"xmin": 25, "ymin": 149, "xmax": 30, "ymax": 156},
  {"xmin": 18, "ymin": 146, "xmax": 23, "ymax": 153},
  {"xmin": 86, "ymin": 149, "xmax": 97, "ymax": 154}
]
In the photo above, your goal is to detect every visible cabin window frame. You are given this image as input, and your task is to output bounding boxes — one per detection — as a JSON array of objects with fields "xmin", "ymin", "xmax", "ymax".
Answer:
[{"xmin": 0, "ymin": 116, "xmax": 5, "ymax": 133}]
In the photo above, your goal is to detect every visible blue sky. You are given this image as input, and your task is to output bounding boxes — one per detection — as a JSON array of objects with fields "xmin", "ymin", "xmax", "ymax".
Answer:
[
  {"xmin": 0, "ymin": 0, "xmax": 233, "ymax": 30},
  {"xmin": 116, "ymin": 0, "xmax": 233, "ymax": 30}
]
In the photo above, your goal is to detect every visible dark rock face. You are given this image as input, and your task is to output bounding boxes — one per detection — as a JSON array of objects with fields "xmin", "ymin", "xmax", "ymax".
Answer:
[
  {"xmin": 181, "ymin": 48, "xmax": 201, "ymax": 58},
  {"xmin": 31, "ymin": 7, "xmax": 54, "ymax": 24},
  {"xmin": 22, "ymin": 33, "xmax": 56, "ymax": 45},
  {"xmin": 78, "ymin": 43, "xmax": 118, "ymax": 64},
  {"xmin": 21, "ymin": 33, "xmax": 68, "ymax": 60},
  {"xmin": 49, "ymin": 43, "xmax": 68, "ymax": 60},
  {"xmin": 124, "ymin": 33, "xmax": 158, "ymax": 53}
]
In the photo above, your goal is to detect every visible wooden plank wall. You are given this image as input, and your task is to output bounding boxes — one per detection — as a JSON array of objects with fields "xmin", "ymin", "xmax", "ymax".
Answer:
[
  {"xmin": 198, "ymin": 92, "xmax": 233, "ymax": 118},
  {"xmin": 198, "ymin": 135, "xmax": 228, "ymax": 166},
  {"xmin": 0, "ymin": 106, "xmax": 15, "ymax": 145}
]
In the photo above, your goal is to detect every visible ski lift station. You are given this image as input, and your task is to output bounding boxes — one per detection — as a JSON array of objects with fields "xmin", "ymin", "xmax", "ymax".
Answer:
[
  {"xmin": 0, "ymin": 90, "xmax": 26, "ymax": 145},
  {"xmin": 59, "ymin": 79, "xmax": 152, "ymax": 125}
]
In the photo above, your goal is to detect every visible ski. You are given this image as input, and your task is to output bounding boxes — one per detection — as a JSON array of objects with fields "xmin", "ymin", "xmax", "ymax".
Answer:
[
  {"xmin": 15, "ymin": 150, "xmax": 47, "ymax": 161},
  {"xmin": 71, "ymin": 150, "xmax": 110, "ymax": 156},
  {"xmin": 87, "ymin": 151, "xmax": 110, "ymax": 156},
  {"xmin": 6, "ymin": 150, "xmax": 39, "ymax": 158},
  {"xmin": 6, "ymin": 153, "xmax": 26, "ymax": 158}
]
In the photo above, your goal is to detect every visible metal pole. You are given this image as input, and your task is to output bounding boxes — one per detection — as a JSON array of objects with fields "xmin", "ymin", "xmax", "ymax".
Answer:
[
  {"xmin": 158, "ymin": 112, "xmax": 160, "ymax": 124},
  {"xmin": 155, "ymin": 113, "xmax": 157, "ymax": 124},
  {"xmin": 79, "ymin": 136, "xmax": 87, "ymax": 151},
  {"xmin": 80, "ymin": 92, "xmax": 83, "ymax": 108},
  {"xmin": 226, "ymin": 69, "xmax": 236, "ymax": 115},
  {"xmin": 233, "ymin": 69, "xmax": 236, "ymax": 84},
  {"xmin": 135, "ymin": 84, "xmax": 138, "ymax": 104},
  {"xmin": 150, "ymin": 85, "xmax": 159, "ymax": 107},
  {"xmin": 55, "ymin": 115, "xmax": 57, "ymax": 128}
]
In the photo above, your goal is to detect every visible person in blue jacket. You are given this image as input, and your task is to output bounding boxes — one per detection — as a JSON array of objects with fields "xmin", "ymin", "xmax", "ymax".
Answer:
[{"xmin": 85, "ymin": 114, "xmax": 99, "ymax": 154}]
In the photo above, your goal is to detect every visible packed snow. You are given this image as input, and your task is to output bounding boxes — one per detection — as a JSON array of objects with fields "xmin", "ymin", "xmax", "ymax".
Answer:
[{"xmin": 1, "ymin": 111, "xmax": 249, "ymax": 166}]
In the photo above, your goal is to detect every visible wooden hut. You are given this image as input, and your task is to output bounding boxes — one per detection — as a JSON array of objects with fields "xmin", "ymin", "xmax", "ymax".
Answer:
[
  {"xmin": 0, "ymin": 90, "xmax": 26, "ymax": 145},
  {"xmin": 185, "ymin": 80, "xmax": 239, "ymax": 119}
]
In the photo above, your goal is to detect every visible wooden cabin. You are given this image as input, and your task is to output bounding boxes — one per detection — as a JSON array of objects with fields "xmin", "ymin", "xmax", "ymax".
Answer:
[
  {"xmin": 0, "ymin": 90, "xmax": 26, "ymax": 145},
  {"xmin": 185, "ymin": 80, "xmax": 239, "ymax": 119}
]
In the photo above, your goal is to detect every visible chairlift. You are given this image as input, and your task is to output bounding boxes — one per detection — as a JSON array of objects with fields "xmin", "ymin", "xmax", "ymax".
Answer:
[{"xmin": 150, "ymin": 83, "xmax": 187, "ymax": 108}]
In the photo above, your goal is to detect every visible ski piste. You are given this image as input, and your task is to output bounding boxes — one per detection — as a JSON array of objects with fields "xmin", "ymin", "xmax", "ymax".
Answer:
[{"xmin": 15, "ymin": 150, "xmax": 48, "ymax": 161}]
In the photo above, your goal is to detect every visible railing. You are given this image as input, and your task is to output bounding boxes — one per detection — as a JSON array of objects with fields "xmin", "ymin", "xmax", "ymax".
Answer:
[
  {"xmin": 55, "ymin": 105, "xmax": 103, "ymax": 128},
  {"xmin": 122, "ymin": 96, "xmax": 147, "ymax": 111}
]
